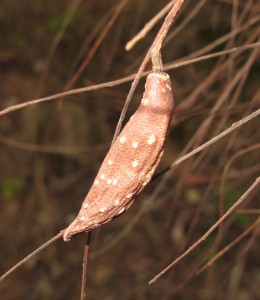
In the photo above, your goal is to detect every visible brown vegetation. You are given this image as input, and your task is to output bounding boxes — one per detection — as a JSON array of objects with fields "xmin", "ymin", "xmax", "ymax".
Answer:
[{"xmin": 0, "ymin": 0, "xmax": 259, "ymax": 299}]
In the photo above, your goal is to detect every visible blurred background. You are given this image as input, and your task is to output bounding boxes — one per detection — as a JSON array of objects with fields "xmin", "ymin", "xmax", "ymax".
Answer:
[{"xmin": 0, "ymin": 0, "xmax": 259, "ymax": 299}]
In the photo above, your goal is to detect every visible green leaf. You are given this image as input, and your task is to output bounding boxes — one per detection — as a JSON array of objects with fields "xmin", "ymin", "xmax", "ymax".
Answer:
[{"xmin": 1, "ymin": 177, "xmax": 25, "ymax": 199}]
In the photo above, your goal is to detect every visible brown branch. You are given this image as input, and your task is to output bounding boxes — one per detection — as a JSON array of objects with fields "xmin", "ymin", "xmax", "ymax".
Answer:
[
  {"xmin": 149, "ymin": 177, "xmax": 259, "ymax": 284},
  {"xmin": 125, "ymin": 1, "xmax": 174, "ymax": 51},
  {"xmin": 91, "ymin": 108, "xmax": 260, "ymax": 257},
  {"xmin": 153, "ymin": 108, "xmax": 260, "ymax": 180},
  {"xmin": 178, "ymin": 14, "xmax": 260, "ymax": 62},
  {"xmin": 65, "ymin": 0, "xmax": 130, "ymax": 90},
  {"xmin": 0, "ymin": 230, "xmax": 65, "ymax": 283},
  {"xmin": 0, "ymin": 106, "xmax": 259, "ymax": 282},
  {"xmin": 112, "ymin": 0, "xmax": 185, "ymax": 143},
  {"xmin": 237, "ymin": 209, "xmax": 260, "ymax": 215},
  {"xmin": 196, "ymin": 218, "xmax": 260, "ymax": 276},
  {"xmin": 81, "ymin": 232, "xmax": 92, "ymax": 300},
  {"xmin": 0, "ymin": 134, "xmax": 107, "ymax": 154},
  {"xmin": 36, "ymin": 0, "xmax": 82, "ymax": 97},
  {"xmin": 0, "ymin": 41, "xmax": 259, "ymax": 118},
  {"xmin": 164, "ymin": 0, "xmax": 207, "ymax": 45}
]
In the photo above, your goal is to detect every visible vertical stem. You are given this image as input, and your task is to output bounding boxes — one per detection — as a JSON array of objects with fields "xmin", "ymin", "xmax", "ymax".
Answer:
[
  {"xmin": 112, "ymin": 0, "xmax": 185, "ymax": 143},
  {"xmin": 80, "ymin": 231, "xmax": 92, "ymax": 300}
]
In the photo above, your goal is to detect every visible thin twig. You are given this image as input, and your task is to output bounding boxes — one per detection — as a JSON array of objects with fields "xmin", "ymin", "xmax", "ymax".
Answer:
[
  {"xmin": 164, "ymin": 41, "xmax": 260, "ymax": 71},
  {"xmin": 174, "ymin": 30, "xmax": 259, "ymax": 113},
  {"xmin": 125, "ymin": 0, "xmax": 174, "ymax": 51},
  {"xmin": 0, "ymin": 41, "xmax": 259, "ymax": 118},
  {"xmin": 220, "ymin": 143, "xmax": 260, "ymax": 216},
  {"xmin": 65, "ymin": 0, "xmax": 129, "ymax": 90},
  {"xmin": 153, "ymin": 108, "xmax": 260, "ymax": 179},
  {"xmin": 0, "ymin": 230, "xmax": 65, "ymax": 283},
  {"xmin": 165, "ymin": 0, "xmax": 207, "ymax": 45},
  {"xmin": 196, "ymin": 218, "xmax": 260, "ymax": 276},
  {"xmin": 81, "ymin": 232, "xmax": 92, "ymax": 300},
  {"xmin": 0, "ymin": 134, "xmax": 107, "ymax": 154},
  {"xmin": 91, "ymin": 108, "xmax": 260, "ymax": 258},
  {"xmin": 179, "ymin": 14, "xmax": 260, "ymax": 62},
  {"xmin": 112, "ymin": 0, "xmax": 185, "ymax": 143},
  {"xmin": 237, "ymin": 209, "xmax": 260, "ymax": 214},
  {"xmin": 1, "ymin": 107, "xmax": 259, "ymax": 281},
  {"xmin": 149, "ymin": 177, "xmax": 259, "ymax": 284},
  {"xmin": 36, "ymin": 0, "xmax": 82, "ymax": 97}
]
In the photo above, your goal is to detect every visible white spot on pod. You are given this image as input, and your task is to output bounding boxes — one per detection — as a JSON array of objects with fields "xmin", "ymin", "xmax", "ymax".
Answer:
[
  {"xmin": 126, "ymin": 193, "xmax": 133, "ymax": 199},
  {"xmin": 107, "ymin": 178, "xmax": 112, "ymax": 185},
  {"xmin": 132, "ymin": 160, "xmax": 139, "ymax": 168},
  {"xmin": 112, "ymin": 178, "xmax": 118, "ymax": 185},
  {"xmin": 139, "ymin": 172, "xmax": 145, "ymax": 180},
  {"xmin": 100, "ymin": 207, "xmax": 106, "ymax": 213},
  {"xmin": 160, "ymin": 87, "xmax": 166, "ymax": 93},
  {"xmin": 83, "ymin": 203, "xmax": 89, "ymax": 209},
  {"xmin": 100, "ymin": 174, "xmax": 105, "ymax": 180},
  {"xmin": 148, "ymin": 89, "xmax": 156, "ymax": 97},
  {"xmin": 154, "ymin": 72, "xmax": 170, "ymax": 81},
  {"xmin": 166, "ymin": 83, "xmax": 171, "ymax": 90},
  {"xmin": 118, "ymin": 207, "xmax": 126, "ymax": 214},
  {"xmin": 147, "ymin": 134, "xmax": 156, "ymax": 145},
  {"xmin": 143, "ymin": 171, "xmax": 153, "ymax": 186},
  {"xmin": 142, "ymin": 98, "xmax": 148, "ymax": 106},
  {"xmin": 132, "ymin": 141, "xmax": 139, "ymax": 149},
  {"xmin": 114, "ymin": 199, "xmax": 120, "ymax": 206},
  {"xmin": 80, "ymin": 216, "xmax": 86, "ymax": 221},
  {"xmin": 108, "ymin": 159, "xmax": 113, "ymax": 166},
  {"xmin": 119, "ymin": 136, "xmax": 126, "ymax": 144},
  {"xmin": 94, "ymin": 180, "xmax": 99, "ymax": 185}
]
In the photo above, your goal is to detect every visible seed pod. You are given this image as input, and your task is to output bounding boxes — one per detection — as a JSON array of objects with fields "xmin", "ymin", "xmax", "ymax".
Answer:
[{"xmin": 63, "ymin": 72, "xmax": 174, "ymax": 241}]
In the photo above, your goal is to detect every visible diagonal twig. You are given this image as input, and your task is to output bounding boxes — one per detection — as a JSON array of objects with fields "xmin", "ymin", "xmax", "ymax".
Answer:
[{"xmin": 149, "ymin": 177, "xmax": 259, "ymax": 284}]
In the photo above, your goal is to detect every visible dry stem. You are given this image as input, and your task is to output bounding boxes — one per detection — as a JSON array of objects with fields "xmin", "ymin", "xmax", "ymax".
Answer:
[
  {"xmin": 0, "ymin": 42, "xmax": 258, "ymax": 119},
  {"xmin": 0, "ymin": 106, "xmax": 259, "ymax": 283},
  {"xmin": 80, "ymin": 232, "xmax": 92, "ymax": 300},
  {"xmin": 149, "ymin": 177, "xmax": 259, "ymax": 284}
]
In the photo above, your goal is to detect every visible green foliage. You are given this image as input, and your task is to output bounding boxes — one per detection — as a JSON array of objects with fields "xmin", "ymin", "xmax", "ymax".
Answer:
[{"xmin": 1, "ymin": 177, "xmax": 25, "ymax": 199}]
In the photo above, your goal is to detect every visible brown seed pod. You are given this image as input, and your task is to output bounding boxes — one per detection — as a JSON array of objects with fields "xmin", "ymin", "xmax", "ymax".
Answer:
[{"xmin": 63, "ymin": 72, "xmax": 174, "ymax": 241}]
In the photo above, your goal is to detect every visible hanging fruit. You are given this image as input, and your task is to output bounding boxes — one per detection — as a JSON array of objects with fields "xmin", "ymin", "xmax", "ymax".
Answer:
[{"xmin": 63, "ymin": 71, "xmax": 174, "ymax": 241}]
